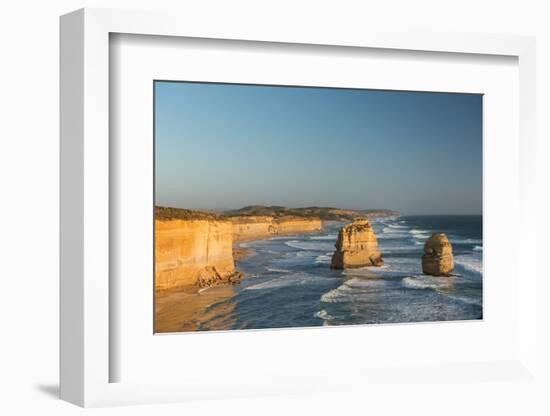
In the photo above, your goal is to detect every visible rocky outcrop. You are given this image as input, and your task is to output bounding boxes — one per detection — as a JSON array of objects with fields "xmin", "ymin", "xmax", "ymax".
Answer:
[
  {"xmin": 155, "ymin": 219, "xmax": 242, "ymax": 291},
  {"xmin": 230, "ymin": 216, "xmax": 322, "ymax": 242},
  {"xmin": 331, "ymin": 219, "xmax": 383, "ymax": 269},
  {"xmin": 422, "ymin": 233, "xmax": 454, "ymax": 276}
]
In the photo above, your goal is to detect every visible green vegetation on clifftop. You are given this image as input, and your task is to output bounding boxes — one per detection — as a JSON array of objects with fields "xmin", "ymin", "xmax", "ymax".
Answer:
[{"xmin": 156, "ymin": 205, "xmax": 399, "ymax": 221}]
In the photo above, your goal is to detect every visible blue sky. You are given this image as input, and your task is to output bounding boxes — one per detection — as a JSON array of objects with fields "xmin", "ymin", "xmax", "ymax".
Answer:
[{"xmin": 155, "ymin": 81, "xmax": 482, "ymax": 215}]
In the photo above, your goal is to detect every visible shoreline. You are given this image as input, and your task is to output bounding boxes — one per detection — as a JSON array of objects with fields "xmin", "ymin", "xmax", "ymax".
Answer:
[
  {"xmin": 155, "ymin": 213, "xmax": 397, "ymax": 294},
  {"xmin": 155, "ymin": 225, "xmax": 333, "ymax": 332},
  {"xmin": 233, "ymin": 246, "xmax": 256, "ymax": 262}
]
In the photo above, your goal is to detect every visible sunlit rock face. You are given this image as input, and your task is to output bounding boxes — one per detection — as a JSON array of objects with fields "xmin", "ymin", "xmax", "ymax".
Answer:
[
  {"xmin": 421, "ymin": 233, "xmax": 454, "ymax": 276},
  {"xmin": 155, "ymin": 219, "xmax": 240, "ymax": 290},
  {"xmin": 230, "ymin": 216, "xmax": 322, "ymax": 242},
  {"xmin": 331, "ymin": 219, "xmax": 383, "ymax": 269},
  {"xmin": 155, "ymin": 216, "xmax": 322, "ymax": 290}
]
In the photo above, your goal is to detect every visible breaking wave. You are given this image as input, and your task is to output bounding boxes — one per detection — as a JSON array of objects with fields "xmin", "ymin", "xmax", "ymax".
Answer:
[
  {"xmin": 245, "ymin": 272, "xmax": 323, "ymax": 290},
  {"xmin": 309, "ymin": 234, "xmax": 337, "ymax": 240},
  {"xmin": 265, "ymin": 267, "xmax": 291, "ymax": 273},
  {"xmin": 314, "ymin": 309, "xmax": 334, "ymax": 320},
  {"xmin": 402, "ymin": 275, "xmax": 454, "ymax": 290},
  {"xmin": 315, "ymin": 253, "xmax": 333, "ymax": 264},
  {"xmin": 285, "ymin": 240, "xmax": 334, "ymax": 251},
  {"xmin": 451, "ymin": 238, "xmax": 483, "ymax": 245},
  {"xmin": 454, "ymin": 255, "xmax": 483, "ymax": 274},
  {"xmin": 409, "ymin": 229, "xmax": 430, "ymax": 239},
  {"xmin": 320, "ymin": 278, "xmax": 387, "ymax": 303}
]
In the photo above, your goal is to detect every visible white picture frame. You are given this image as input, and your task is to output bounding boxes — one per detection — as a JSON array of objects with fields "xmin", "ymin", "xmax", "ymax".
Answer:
[{"xmin": 60, "ymin": 7, "xmax": 537, "ymax": 407}]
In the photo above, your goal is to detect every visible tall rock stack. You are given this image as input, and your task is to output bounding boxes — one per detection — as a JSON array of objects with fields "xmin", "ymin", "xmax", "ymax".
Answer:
[
  {"xmin": 331, "ymin": 219, "xmax": 383, "ymax": 269},
  {"xmin": 421, "ymin": 233, "xmax": 454, "ymax": 276}
]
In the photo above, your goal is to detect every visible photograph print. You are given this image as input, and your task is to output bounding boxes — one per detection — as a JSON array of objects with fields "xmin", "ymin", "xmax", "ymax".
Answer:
[{"xmin": 154, "ymin": 81, "xmax": 483, "ymax": 333}]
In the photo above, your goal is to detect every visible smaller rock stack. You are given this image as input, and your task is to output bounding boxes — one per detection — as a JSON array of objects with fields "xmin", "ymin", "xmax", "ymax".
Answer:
[
  {"xmin": 331, "ymin": 219, "xmax": 383, "ymax": 269},
  {"xmin": 421, "ymin": 233, "xmax": 454, "ymax": 276}
]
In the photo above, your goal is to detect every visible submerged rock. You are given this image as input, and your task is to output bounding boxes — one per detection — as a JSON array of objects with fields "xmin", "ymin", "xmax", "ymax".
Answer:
[
  {"xmin": 331, "ymin": 219, "xmax": 383, "ymax": 269},
  {"xmin": 421, "ymin": 233, "xmax": 454, "ymax": 276}
]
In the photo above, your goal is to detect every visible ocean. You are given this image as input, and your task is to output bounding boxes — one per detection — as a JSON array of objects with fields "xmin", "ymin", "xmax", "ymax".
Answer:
[{"xmin": 183, "ymin": 215, "xmax": 482, "ymax": 331}]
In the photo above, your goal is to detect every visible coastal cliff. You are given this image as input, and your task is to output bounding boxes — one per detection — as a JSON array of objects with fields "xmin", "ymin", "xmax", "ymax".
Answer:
[
  {"xmin": 155, "ymin": 219, "xmax": 242, "ymax": 291},
  {"xmin": 230, "ymin": 216, "xmax": 322, "ymax": 241},
  {"xmin": 331, "ymin": 219, "xmax": 383, "ymax": 269},
  {"xmin": 155, "ymin": 208, "xmax": 323, "ymax": 290}
]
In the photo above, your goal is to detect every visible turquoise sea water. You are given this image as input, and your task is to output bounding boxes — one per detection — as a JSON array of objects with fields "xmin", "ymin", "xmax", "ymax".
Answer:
[{"xmin": 186, "ymin": 215, "xmax": 482, "ymax": 331}]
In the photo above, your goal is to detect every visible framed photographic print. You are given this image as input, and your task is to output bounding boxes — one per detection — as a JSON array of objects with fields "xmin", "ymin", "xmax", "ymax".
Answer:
[{"xmin": 60, "ymin": 8, "xmax": 538, "ymax": 407}]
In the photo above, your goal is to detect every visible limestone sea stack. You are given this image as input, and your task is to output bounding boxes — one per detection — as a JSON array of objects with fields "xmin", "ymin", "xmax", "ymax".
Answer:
[
  {"xmin": 421, "ymin": 233, "xmax": 454, "ymax": 276},
  {"xmin": 331, "ymin": 219, "xmax": 383, "ymax": 269}
]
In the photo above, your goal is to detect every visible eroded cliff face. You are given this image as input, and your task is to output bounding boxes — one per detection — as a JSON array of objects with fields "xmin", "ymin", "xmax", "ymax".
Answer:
[
  {"xmin": 155, "ymin": 216, "xmax": 322, "ymax": 290},
  {"xmin": 331, "ymin": 219, "xmax": 383, "ymax": 269},
  {"xmin": 422, "ymin": 233, "xmax": 454, "ymax": 276},
  {"xmin": 155, "ymin": 219, "xmax": 241, "ymax": 291},
  {"xmin": 230, "ymin": 216, "xmax": 323, "ymax": 241}
]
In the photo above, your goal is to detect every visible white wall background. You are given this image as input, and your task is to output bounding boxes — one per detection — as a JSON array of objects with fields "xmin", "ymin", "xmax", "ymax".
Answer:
[{"xmin": 0, "ymin": 0, "xmax": 548, "ymax": 414}]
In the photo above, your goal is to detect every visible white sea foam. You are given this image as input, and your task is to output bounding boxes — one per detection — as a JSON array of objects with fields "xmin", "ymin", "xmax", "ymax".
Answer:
[
  {"xmin": 342, "ymin": 257, "xmax": 419, "ymax": 278},
  {"xmin": 387, "ymin": 224, "xmax": 408, "ymax": 229},
  {"xmin": 382, "ymin": 243, "xmax": 420, "ymax": 251},
  {"xmin": 245, "ymin": 272, "xmax": 325, "ymax": 290},
  {"xmin": 344, "ymin": 277, "xmax": 387, "ymax": 289},
  {"xmin": 383, "ymin": 227, "xmax": 408, "ymax": 234},
  {"xmin": 409, "ymin": 229, "xmax": 430, "ymax": 239},
  {"xmin": 451, "ymin": 238, "xmax": 483, "ymax": 245},
  {"xmin": 385, "ymin": 256, "xmax": 419, "ymax": 265},
  {"xmin": 320, "ymin": 287, "xmax": 353, "ymax": 303},
  {"xmin": 402, "ymin": 275, "xmax": 454, "ymax": 290},
  {"xmin": 454, "ymin": 255, "xmax": 483, "ymax": 274},
  {"xmin": 320, "ymin": 278, "xmax": 386, "ymax": 303},
  {"xmin": 315, "ymin": 254, "xmax": 332, "ymax": 264},
  {"xmin": 342, "ymin": 267, "xmax": 381, "ymax": 277},
  {"xmin": 245, "ymin": 278, "xmax": 295, "ymax": 291},
  {"xmin": 265, "ymin": 267, "xmax": 291, "ymax": 273},
  {"xmin": 310, "ymin": 234, "xmax": 337, "ymax": 240},
  {"xmin": 473, "ymin": 245, "xmax": 483, "ymax": 251},
  {"xmin": 380, "ymin": 227, "xmax": 410, "ymax": 239},
  {"xmin": 285, "ymin": 240, "xmax": 333, "ymax": 251},
  {"xmin": 382, "ymin": 216, "xmax": 400, "ymax": 221},
  {"xmin": 314, "ymin": 309, "xmax": 334, "ymax": 320},
  {"xmin": 378, "ymin": 233, "xmax": 409, "ymax": 239}
]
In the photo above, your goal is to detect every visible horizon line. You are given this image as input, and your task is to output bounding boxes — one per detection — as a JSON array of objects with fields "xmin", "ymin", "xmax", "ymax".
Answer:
[{"xmin": 154, "ymin": 204, "xmax": 481, "ymax": 216}]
